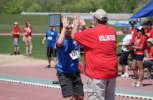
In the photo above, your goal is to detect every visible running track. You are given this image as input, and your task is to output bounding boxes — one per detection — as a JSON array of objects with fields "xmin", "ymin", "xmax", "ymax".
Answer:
[{"xmin": 0, "ymin": 61, "xmax": 153, "ymax": 100}]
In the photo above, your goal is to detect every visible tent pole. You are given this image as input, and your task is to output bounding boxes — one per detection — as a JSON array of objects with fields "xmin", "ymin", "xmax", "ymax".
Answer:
[{"xmin": 140, "ymin": 18, "xmax": 141, "ymax": 26}]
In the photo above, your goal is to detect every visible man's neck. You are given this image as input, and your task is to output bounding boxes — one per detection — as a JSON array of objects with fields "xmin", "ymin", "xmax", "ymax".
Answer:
[
  {"xmin": 65, "ymin": 36, "xmax": 71, "ymax": 39},
  {"xmin": 96, "ymin": 23, "xmax": 106, "ymax": 26}
]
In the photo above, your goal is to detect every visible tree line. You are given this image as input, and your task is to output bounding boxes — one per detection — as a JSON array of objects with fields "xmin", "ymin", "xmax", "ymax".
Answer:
[{"xmin": 0, "ymin": 0, "xmax": 151, "ymax": 14}]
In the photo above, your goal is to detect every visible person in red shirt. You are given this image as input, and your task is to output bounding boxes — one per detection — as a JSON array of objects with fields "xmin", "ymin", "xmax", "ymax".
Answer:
[
  {"xmin": 132, "ymin": 26, "xmax": 147, "ymax": 87},
  {"xmin": 11, "ymin": 22, "xmax": 20, "ymax": 55},
  {"xmin": 129, "ymin": 21, "xmax": 137, "ymax": 61},
  {"xmin": 141, "ymin": 22, "xmax": 147, "ymax": 30},
  {"xmin": 129, "ymin": 21, "xmax": 137, "ymax": 44},
  {"xmin": 145, "ymin": 21, "xmax": 153, "ymax": 39},
  {"xmin": 143, "ymin": 38, "xmax": 153, "ymax": 79},
  {"xmin": 72, "ymin": 9, "xmax": 117, "ymax": 100},
  {"xmin": 23, "ymin": 21, "xmax": 33, "ymax": 56}
]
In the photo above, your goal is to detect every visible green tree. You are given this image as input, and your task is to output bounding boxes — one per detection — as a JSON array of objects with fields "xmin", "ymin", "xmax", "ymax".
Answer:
[
  {"xmin": 21, "ymin": 0, "xmax": 42, "ymax": 12},
  {"xmin": 1, "ymin": 0, "xmax": 23, "ymax": 14},
  {"xmin": 0, "ymin": 0, "xmax": 152, "ymax": 14},
  {"xmin": 133, "ymin": 0, "xmax": 151, "ymax": 13}
]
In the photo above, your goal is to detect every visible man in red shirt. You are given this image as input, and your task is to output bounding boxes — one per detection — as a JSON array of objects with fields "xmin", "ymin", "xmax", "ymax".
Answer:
[
  {"xmin": 145, "ymin": 21, "xmax": 153, "ymax": 39},
  {"xmin": 129, "ymin": 21, "xmax": 137, "ymax": 44},
  {"xmin": 11, "ymin": 22, "xmax": 20, "ymax": 55},
  {"xmin": 143, "ymin": 38, "xmax": 153, "ymax": 79},
  {"xmin": 72, "ymin": 9, "xmax": 117, "ymax": 100}
]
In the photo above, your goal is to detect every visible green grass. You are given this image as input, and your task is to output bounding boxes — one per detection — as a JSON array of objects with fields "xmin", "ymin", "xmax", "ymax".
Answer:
[
  {"xmin": 0, "ymin": 14, "xmax": 124, "ymax": 60},
  {"xmin": 0, "ymin": 15, "xmax": 122, "ymax": 33},
  {"xmin": 0, "ymin": 35, "xmax": 47, "ymax": 59},
  {"xmin": 0, "ymin": 35, "xmax": 124, "ymax": 60},
  {"xmin": 0, "ymin": 15, "xmax": 54, "ymax": 33}
]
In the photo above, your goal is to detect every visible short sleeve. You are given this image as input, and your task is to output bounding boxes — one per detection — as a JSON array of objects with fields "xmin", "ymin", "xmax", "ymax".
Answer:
[
  {"xmin": 126, "ymin": 34, "xmax": 132, "ymax": 40},
  {"xmin": 17, "ymin": 27, "xmax": 20, "ymax": 32},
  {"xmin": 74, "ymin": 28, "xmax": 93, "ymax": 48},
  {"xmin": 55, "ymin": 31, "xmax": 58, "ymax": 41},
  {"xmin": 23, "ymin": 27, "xmax": 26, "ymax": 32},
  {"xmin": 30, "ymin": 26, "xmax": 32, "ymax": 31},
  {"xmin": 150, "ymin": 30, "xmax": 153, "ymax": 38},
  {"xmin": 140, "ymin": 36, "xmax": 146, "ymax": 44}
]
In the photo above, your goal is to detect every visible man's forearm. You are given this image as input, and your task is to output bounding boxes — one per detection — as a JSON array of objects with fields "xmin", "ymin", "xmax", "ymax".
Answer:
[
  {"xmin": 72, "ymin": 25, "xmax": 79, "ymax": 40},
  {"xmin": 14, "ymin": 32, "xmax": 20, "ymax": 35}
]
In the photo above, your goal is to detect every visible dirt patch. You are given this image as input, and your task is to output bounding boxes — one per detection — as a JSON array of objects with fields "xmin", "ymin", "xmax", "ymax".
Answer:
[{"xmin": 0, "ymin": 54, "xmax": 47, "ymax": 67}]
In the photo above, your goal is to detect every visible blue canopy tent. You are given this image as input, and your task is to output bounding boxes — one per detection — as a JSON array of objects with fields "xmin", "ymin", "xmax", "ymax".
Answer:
[{"xmin": 130, "ymin": 0, "xmax": 153, "ymax": 19}]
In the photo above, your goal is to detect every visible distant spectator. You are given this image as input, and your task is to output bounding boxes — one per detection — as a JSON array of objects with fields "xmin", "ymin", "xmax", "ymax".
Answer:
[
  {"xmin": 42, "ymin": 26, "xmax": 58, "ymax": 68},
  {"xmin": 118, "ymin": 27, "xmax": 132, "ymax": 77},
  {"xmin": 129, "ymin": 21, "xmax": 137, "ymax": 62},
  {"xmin": 141, "ymin": 22, "xmax": 147, "ymax": 30},
  {"xmin": 23, "ymin": 21, "xmax": 33, "ymax": 56},
  {"xmin": 131, "ymin": 26, "xmax": 147, "ymax": 87},
  {"xmin": 11, "ymin": 22, "xmax": 20, "ymax": 55},
  {"xmin": 129, "ymin": 21, "xmax": 137, "ymax": 44},
  {"xmin": 143, "ymin": 38, "xmax": 153, "ymax": 79},
  {"xmin": 145, "ymin": 21, "xmax": 153, "ymax": 39}
]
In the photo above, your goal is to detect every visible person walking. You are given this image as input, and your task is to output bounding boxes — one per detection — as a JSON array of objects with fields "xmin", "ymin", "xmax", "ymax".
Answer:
[
  {"xmin": 42, "ymin": 26, "xmax": 58, "ymax": 68},
  {"xmin": 56, "ymin": 16, "xmax": 84, "ymax": 100},
  {"xmin": 11, "ymin": 22, "xmax": 20, "ymax": 55},
  {"xmin": 72, "ymin": 9, "xmax": 117, "ymax": 100},
  {"xmin": 23, "ymin": 21, "xmax": 33, "ymax": 56}
]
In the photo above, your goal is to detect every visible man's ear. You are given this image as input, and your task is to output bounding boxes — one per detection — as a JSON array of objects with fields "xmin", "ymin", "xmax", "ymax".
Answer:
[{"xmin": 93, "ymin": 18, "xmax": 98, "ymax": 26}]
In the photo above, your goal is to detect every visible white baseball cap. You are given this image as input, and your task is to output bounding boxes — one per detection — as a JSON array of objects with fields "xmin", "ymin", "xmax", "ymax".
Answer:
[
  {"xmin": 14, "ymin": 22, "xmax": 18, "ymax": 25},
  {"xmin": 91, "ymin": 9, "xmax": 108, "ymax": 21},
  {"xmin": 147, "ymin": 38, "xmax": 153, "ymax": 44}
]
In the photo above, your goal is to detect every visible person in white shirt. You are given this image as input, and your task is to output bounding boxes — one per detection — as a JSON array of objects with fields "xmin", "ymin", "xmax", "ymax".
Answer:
[{"xmin": 118, "ymin": 27, "xmax": 132, "ymax": 77}]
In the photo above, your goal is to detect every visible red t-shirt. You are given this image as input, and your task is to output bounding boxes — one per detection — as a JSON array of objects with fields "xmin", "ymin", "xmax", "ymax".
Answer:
[
  {"xmin": 145, "ymin": 28, "xmax": 153, "ymax": 38},
  {"xmin": 74, "ymin": 25, "xmax": 117, "ymax": 79},
  {"xmin": 130, "ymin": 27, "xmax": 137, "ymax": 44},
  {"xmin": 134, "ymin": 35, "xmax": 147, "ymax": 54},
  {"xmin": 13, "ymin": 26, "xmax": 20, "ymax": 38},
  {"xmin": 148, "ymin": 47, "xmax": 153, "ymax": 58},
  {"xmin": 23, "ymin": 26, "xmax": 32, "ymax": 37}
]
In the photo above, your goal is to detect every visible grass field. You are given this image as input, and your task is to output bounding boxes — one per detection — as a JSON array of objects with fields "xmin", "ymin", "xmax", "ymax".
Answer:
[
  {"xmin": 0, "ymin": 15, "xmax": 122, "ymax": 33},
  {"xmin": 0, "ymin": 35, "xmax": 124, "ymax": 60},
  {"xmin": 0, "ymin": 35, "xmax": 47, "ymax": 59},
  {"xmin": 0, "ymin": 14, "xmax": 124, "ymax": 60}
]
